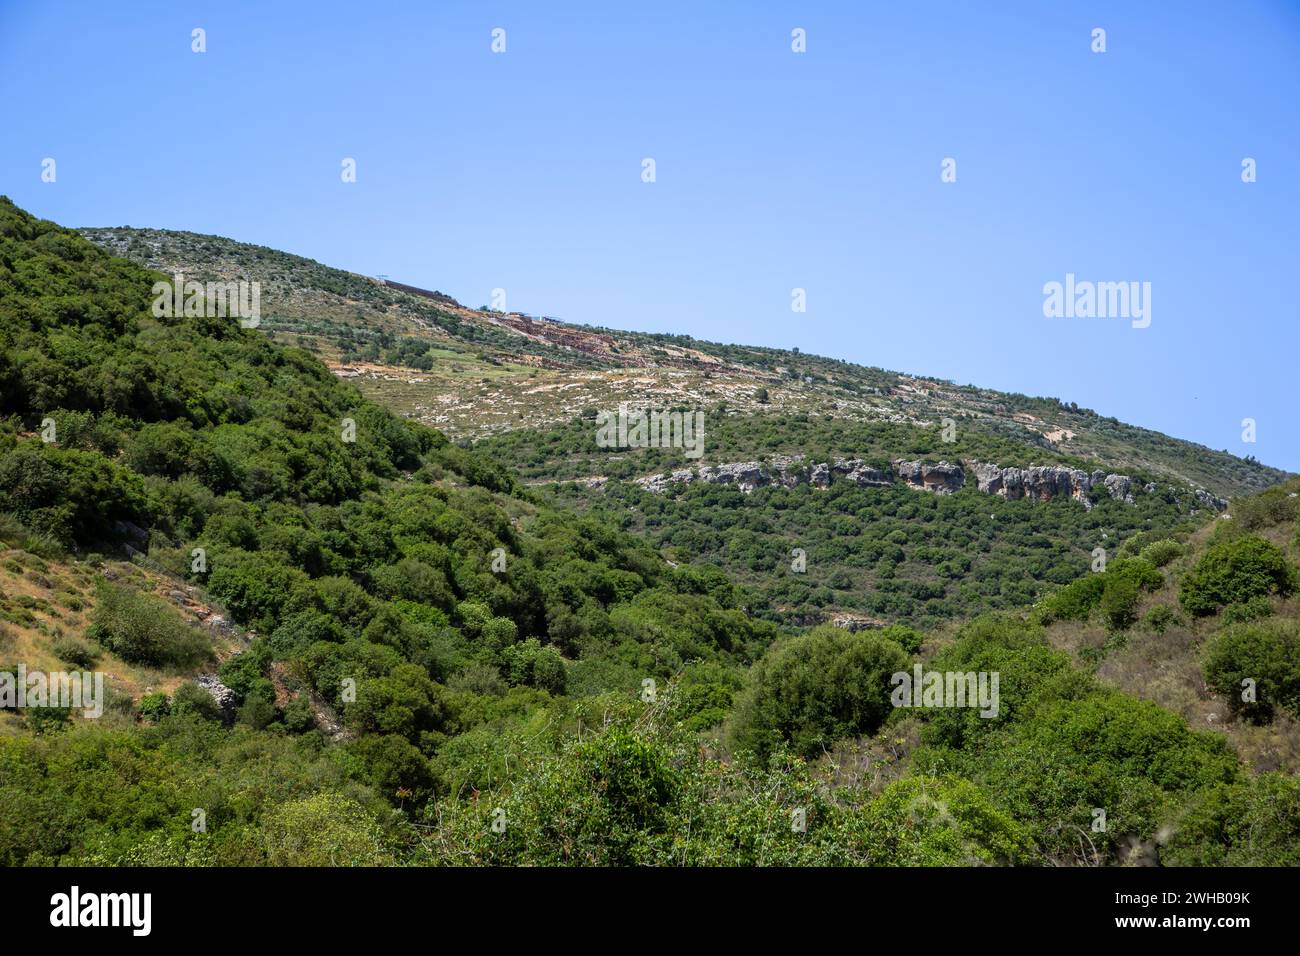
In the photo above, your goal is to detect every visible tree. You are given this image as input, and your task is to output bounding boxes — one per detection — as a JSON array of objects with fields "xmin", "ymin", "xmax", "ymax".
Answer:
[
  {"xmin": 260, "ymin": 793, "xmax": 394, "ymax": 866},
  {"xmin": 1180, "ymin": 536, "xmax": 1296, "ymax": 617},
  {"xmin": 728, "ymin": 626, "xmax": 909, "ymax": 759},
  {"xmin": 1202, "ymin": 619, "xmax": 1300, "ymax": 722}
]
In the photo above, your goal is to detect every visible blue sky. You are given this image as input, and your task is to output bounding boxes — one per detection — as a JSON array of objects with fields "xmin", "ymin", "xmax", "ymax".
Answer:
[{"xmin": 2, "ymin": 0, "xmax": 1297, "ymax": 470}]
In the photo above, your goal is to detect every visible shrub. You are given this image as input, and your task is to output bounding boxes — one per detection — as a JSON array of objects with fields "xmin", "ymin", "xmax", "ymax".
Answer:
[
  {"xmin": 1101, "ymin": 576, "xmax": 1141, "ymax": 630},
  {"xmin": 1138, "ymin": 539, "xmax": 1184, "ymax": 568},
  {"xmin": 1202, "ymin": 618, "xmax": 1300, "ymax": 722},
  {"xmin": 51, "ymin": 636, "xmax": 99, "ymax": 669},
  {"xmin": 1231, "ymin": 484, "xmax": 1300, "ymax": 532},
  {"xmin": 878, "ymin": 623, "xmax": 924, "ymax": 654},
  {"xmin": 1106, "ymin": 557, "xmax": 1164, "ymax": 592},
  {"xmin": 728, "ymin": 625, "xmax": 909, "ymax": 759},
  {"xmin": 500, "ymin": 637, "xmax": 567, "ymax": 695},
  {"xmin": 1180, "ymin": 536, "xmax": 1296, "ymax": 617},
  {"xmin": 1035, "ymin": 574, "xmax": 1104, "ymax": 623},
  {"xmin": 961, "ymin": 690, "xmax": 1239, "ymax": 863},
  {"xmin": 1039, "ymin": 559, "xmax": 1160, "ymax": 631},
  {"xmin": 260, "ymin": 793, "xmax": 395, "ymax": 866},
  {"xmin": 281, "ymin": 696, "xmax": 315, "ymax": 733},
  {"xmin": 1141, "ymin": 604, "xmax": 1177, "ymax": 634},
  {"xmin": 1221, "ymin": 596, "xmax": 1274, "ymax": 625},
  {"xmin": 1162, "ymin": 773, "xmax": 1300, "ymax": 866},
  {"xmin": 169, "ymin": 682, "xmax": 223, "ymax": 721},
  {"xmin": 237, "ymin": 695, "xmax": 278, "ymax": 730},
  {"xmin": 88, "ymin": 580, "xmax": 211, "ymax": 668},
  {"xmin": 858, "ymin": 775, "xmax": 1030, "ymax": 866},
  {"xmin": 137, "ymin": 692, "xmax": 170, "ymax": 722}
]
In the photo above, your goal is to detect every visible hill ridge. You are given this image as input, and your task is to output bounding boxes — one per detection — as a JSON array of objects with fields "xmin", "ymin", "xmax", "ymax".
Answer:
[{"xmin": 79, "ymin": 224, "xmax": 1288, "ymax": 500}]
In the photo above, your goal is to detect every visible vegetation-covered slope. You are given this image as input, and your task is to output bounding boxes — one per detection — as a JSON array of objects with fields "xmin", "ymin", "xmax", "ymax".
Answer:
[
  {"xmin": 81, "ymin": 225, "xmax": 1286, "ymax": 499},
  {"xmin": 0, "ymin": 198, "xmax": 1295, "ymax": 867}
]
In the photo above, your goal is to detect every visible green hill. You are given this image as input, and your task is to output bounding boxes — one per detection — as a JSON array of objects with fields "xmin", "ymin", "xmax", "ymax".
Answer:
[
  {"xmin": 81, "ymin": 225, "xmax": 1287, "ymax": 500},
  {"xmin": 0, "ymin": 197, "xmax": 1295, "ymax": 868}
]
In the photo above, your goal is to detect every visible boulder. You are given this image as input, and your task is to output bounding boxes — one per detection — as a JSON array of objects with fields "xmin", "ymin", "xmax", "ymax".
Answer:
[{"xmin": 193, "ymin": 673, "xmax": 238, "ymax": 722}]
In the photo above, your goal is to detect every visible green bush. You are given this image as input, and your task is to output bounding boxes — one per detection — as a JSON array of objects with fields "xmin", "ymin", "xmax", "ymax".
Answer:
[
  {"xmin": 1220, "ymin": 596, "xmax": 1273, "ymax": 625},
  {"xmin": 1100, "ymin": 576, "xmax": 1141, "ymax": 630},
  {"xmin": 1180, "ymin": 536, "xmax": 1296, "ymax": 617},
  {"xmin": 1035, "ymin": 574, "xmax": 1104, "ymax": 623},
  {"xmin": 1037, "ymin": 559, "xmax": 1160, "ymax": 631},
  {"xmin": 1141, "ymin": 604, "xmax": 1177, "ymax": 634},
  {"xmin": 1138, "ymin": 539, "xmax": 1184, "ymax": 568},
  {"xmin": 1230, "ymin": 484, "xmax": 1300, "ymax": 532},
  {"xmin": 169, "ymin": 682, "xmax": 222, "ymax": 721},
  {"xmin": 260, "ymin": 793, "xmax": 395, "ymax": 866},
  {"xmin": 955, "ymin": 690, "xmax": 1238, "ymax": 863},
  {"xmin": 281, "ymin": 695, "xmax": 315, "ymax": 733},
  {"xmin": 1162, "ymin": 773, "xmax": 1300, "ymax": 866},
  {"xmin": 728, "ymin": 625, "xmax": 909, "ymax": 759},
  {"xmin": 501, "ymin": 638, "xmax": 567, "ymax": 695},
  {"xmin": 137, "ymin": 692, "xmax": 170, "ymax": 722},
  {"xmin": 88, "ymin": 580, "xmax": 211, "ymax": 668},
  {"xmin": 878, "ymin": 623, "xmax": 923, "ymax": 654},
  {"xmin": 51, "ymin": 636, "xmax": 99, "ymax": 669},
  {"xmin": 1202, "ymin": 618, "xmax": 1300, "ymax": 722}
]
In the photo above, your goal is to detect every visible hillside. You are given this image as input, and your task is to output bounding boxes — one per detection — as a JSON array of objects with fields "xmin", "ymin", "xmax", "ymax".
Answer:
[
  {"xmin": 76, "ymin": 225, "xmax": 1292, "ymax": 633},
  {"xmin": 0, "ymin": 197, "xmax": 1296, "ymax": 869},
  {"xmin": 80, "ymin": 226, "xmax": 1287, "ymax": 500}
]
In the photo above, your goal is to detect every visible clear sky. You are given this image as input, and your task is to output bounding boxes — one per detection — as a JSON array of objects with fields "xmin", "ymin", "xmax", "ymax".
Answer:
[{"xmin": 2, "ymin": 0, "xmax": 1297, "ymax": 470}]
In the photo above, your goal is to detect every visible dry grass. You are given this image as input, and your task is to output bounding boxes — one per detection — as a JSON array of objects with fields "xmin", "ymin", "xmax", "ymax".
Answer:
[
  {"xmin": 1041, "ymin": 512, "xmax": 1300, "ymax": 774},
  {"xmin": 0, "ymin": 548, "xmax": 244, "ymax": 735}
]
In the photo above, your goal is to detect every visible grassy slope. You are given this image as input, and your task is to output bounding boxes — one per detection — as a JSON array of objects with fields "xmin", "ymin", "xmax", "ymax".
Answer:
[{"xmin": 1040, "ymin": 477, "xmax": 1300, "ymax": 775}]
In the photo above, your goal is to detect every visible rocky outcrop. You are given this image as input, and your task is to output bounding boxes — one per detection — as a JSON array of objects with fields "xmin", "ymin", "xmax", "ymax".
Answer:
[
  {"xmin": 971, "ymin": 462, "xmax": 1093, "ymax": 505},
  {"xmin": 967, "ymin": 462, "xmax": 1140, "ymax": 510},
  {"xmin": 193, "ymin": 673, "xmax": 238, "ymax": 723},
  {"xmin": 893, "ymin": 460, "xmax": 965, "ymax": 494},
  {"xmin": 1103, "ymin": 473, "xmax": 1134, "ymax": 504},
  {"xmin": 829, "ymin": 613, "xmax": 890, "ymax": 631},
  {"xmin": 635, "ymin": 455, "xmax": 1152, "ymax": 510},
  {"xmin": 825, "ymin": 459, "xmax": 893, "ymax": 488},
  {"xmin": 636, "ymin": 455, "xmax": 893, "ymax": 494},
  {"xmin": 1193, "ymin": 488, "xmax": 1229, "ymax": 511},
  {"xmin": 699, "ymin": 461, "xmax": 775, "ymax": 493}
]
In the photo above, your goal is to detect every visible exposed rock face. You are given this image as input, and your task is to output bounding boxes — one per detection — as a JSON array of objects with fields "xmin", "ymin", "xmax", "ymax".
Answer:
[
  {"xmin": 698, "ymin": 461, "xmax": 774, "ymax": 493},
  {"xmin": 829, "ymin": 612, "xmax": 889, "ymax": 631},
  {"xmin": 206, "ymin": 614, "xmax": 237, "ymax": 638},
  {"xmin": 971, "ymin": 462, "xmax": 1093, "ymax": 505},
  {"xmin": 636, "ymin": 456, "xmax": 893, "ymax": 494},
  {"xmin": 1193, "ymin": 488, "xmax": 1229, "ymax": 511},
  {"xmin": 637, "ymin": 469, "xmax": 699, "ymax": 494},
  {"xmin": 893, "ymin": 459, "xmax": 965, "ymax": 494},
  {"xmin": 193, "ymin": 673, "xmax": 238, "ymax": 723},
  {"xmin": 969, "ymin": 462, "xmax": 1139, "ymax": 509},
  {"xmin": 1104, "ymin": 474, "xmax": 1134, "ymax": 504},
  {"xmin": 634, "ymin": 455, "xmax": 1149, "ymax": 510},
  {"xmin": 830, "ymin": 459, "xmax": 893, "ymax": 488}
]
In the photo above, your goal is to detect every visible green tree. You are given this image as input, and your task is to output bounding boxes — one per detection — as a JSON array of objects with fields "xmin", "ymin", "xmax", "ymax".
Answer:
[
  {"xmin": 729, "ymin": 626, "xmax": 909, "ymax": 759},
  {"xmin": 1180, "ymin": 536, "xmax": 1296, "ymax": 617}
]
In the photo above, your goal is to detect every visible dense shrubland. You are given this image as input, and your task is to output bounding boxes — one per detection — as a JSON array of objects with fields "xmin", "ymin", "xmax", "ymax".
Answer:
[
  {"xmin": 533, "ymin": 475, "xmax": 1202, "ymax": 631},
  {"xmin": 2, "ymin": 198, "xmax": 1297, "ymax": 867}
]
